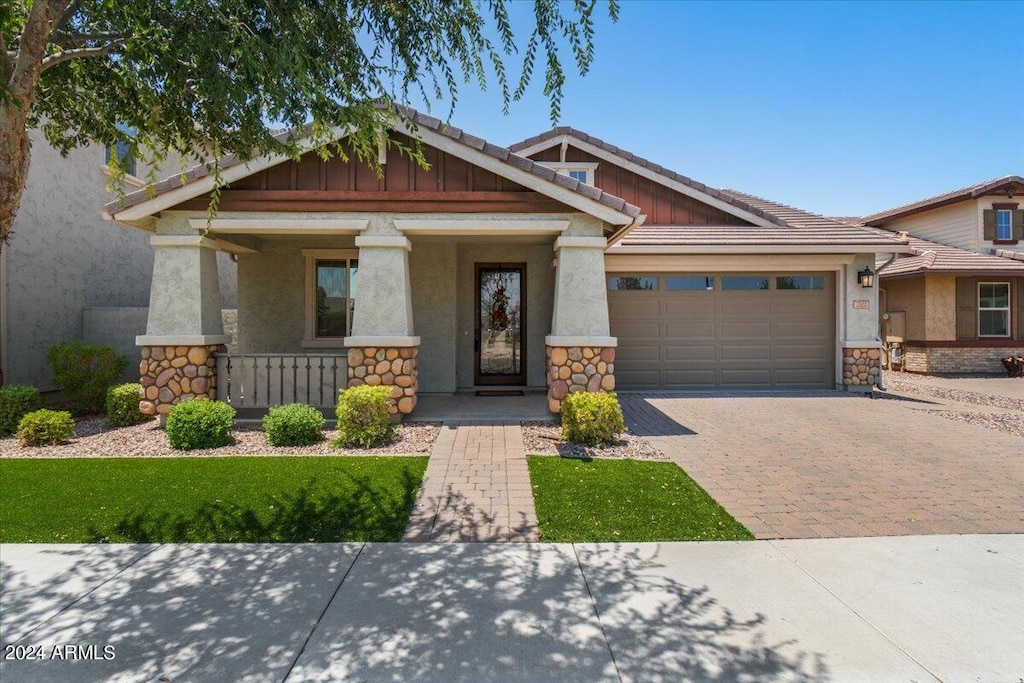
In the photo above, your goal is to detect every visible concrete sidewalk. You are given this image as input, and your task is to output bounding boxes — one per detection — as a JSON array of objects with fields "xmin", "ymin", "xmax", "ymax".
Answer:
[{"xmin": 1, "ymin": 536, "xmax": 1021, "ymax": 682}]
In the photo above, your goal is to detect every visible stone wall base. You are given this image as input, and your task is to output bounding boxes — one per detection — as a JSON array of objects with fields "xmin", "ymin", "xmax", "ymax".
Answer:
[
  {"xmin": 139, "ymin": 344, "xmax": 224, "ymax": 415},
  {"xmin": 346, "ymin": 346, "xmax": 419, "ymax": 416},
  {"xmin": 903, "ymin": 345, "xmax": 1024, "ymax": 374},
  {"xmin": 546, "ymin": 346, "xmax": 615, "ymax": 413},
  {"xmin": 842, "ymin": 347, "xmax": 881, "ymax": 388}
]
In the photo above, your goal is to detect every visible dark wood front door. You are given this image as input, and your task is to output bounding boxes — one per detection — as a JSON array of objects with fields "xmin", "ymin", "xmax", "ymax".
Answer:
[{"xmin": 475, "ymin": 264, "xmax": 527, "ymax": 386}]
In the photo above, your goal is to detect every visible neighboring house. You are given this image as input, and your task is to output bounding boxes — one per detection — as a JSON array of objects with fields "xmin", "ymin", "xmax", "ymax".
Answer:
[
  {"xmin": 102, "ymin": 108, "xmax": 906, "ymax": 418},
  {"xmin": 0, "ymin": 130, "xmax": 237, "ymax": 390},
  {"xmin": 858, "ymin": 176, "xmax": 1024, "ymax": 373}
]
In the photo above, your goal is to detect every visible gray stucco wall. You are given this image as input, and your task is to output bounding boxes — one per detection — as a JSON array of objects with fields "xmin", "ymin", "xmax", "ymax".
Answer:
[{"xmin": 409, "ymin": 243, "xmax": 457, "ymax": 393}]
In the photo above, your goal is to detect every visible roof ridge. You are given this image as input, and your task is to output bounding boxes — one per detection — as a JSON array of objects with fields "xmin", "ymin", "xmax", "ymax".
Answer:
[{"xmin": 863, "ymin": 174, "xmax": 1024, "ymax": 224}]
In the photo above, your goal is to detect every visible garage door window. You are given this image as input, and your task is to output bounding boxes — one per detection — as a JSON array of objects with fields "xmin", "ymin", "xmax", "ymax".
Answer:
[
  {"xmin": 776, "ymin": 275, "xmax": 824, "ymax": 290},
  {"xmin": 665, "ymin": 276, "xmax": 715, "ymax": 291},
  {"xmin": 609, "ymin": 276, "xmax": 659, "ymax": 291},
  {"xmin": 721, "ymin": 276, "xmax": 770, "ymax": 290}
]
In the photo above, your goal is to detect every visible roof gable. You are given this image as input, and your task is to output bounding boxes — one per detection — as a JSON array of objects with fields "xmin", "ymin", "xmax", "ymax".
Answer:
[{"xmin": 863, "ymin": 175, "xmax": 1024, "ymax": 225}]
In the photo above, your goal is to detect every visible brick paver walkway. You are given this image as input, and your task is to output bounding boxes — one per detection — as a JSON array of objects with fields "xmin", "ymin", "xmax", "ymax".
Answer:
[
  {"xmin": 621, "ymin": 391, "xmax": 1024, "ymax": 540},
  {"xmin": 403, "ymin": 421, "xmax": 538, "ymax": 542}
]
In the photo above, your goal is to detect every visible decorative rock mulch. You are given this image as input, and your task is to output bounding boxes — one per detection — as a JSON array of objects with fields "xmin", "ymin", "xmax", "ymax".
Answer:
[
  {"xmin": 922, "ymin": 410, "xmax": 1024, "ymax": 438},
  {"xmin": 0, "ymin": 418, "xmax": 440, "ymax": 458},
  {"xmin": 882, "ymin": 371, "xmax": 1024, "ymax": 412},
  {"xmin": 521, "ymin": 420, "xmax": 667, "ymax": 460}
]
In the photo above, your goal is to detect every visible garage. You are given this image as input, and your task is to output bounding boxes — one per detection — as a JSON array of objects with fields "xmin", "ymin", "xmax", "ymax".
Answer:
[{"xmin": 608, "ymin": 273, "xmax": 835, "ymax": 389}]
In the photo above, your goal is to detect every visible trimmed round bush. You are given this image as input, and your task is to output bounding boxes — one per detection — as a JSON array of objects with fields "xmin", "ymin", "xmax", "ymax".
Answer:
[
  {"xmin": 16, "ymin": 409, "xmax": 75, "ymax": 447},
  {"xmin": 263, "ymin": 403, "xmax": 325, "ymax": 446},
  {"xmin": 334, "ymin": 385, "xmax": 394, "ymax": 448},
  {"xmin": 0, "ymin": 385, "xmax": 41, "ymax": 436},
  {"xmin": 106, "ymin": 383, "xmax": 150, "ymax": 428},
  {"xmin": 46, "ymin": 342, "xmax": 128, "ymax": 414},
  {"xmin": 560, "ymin": 392, "xmax": 626, "ymax": 447},
  {"xmin": 165, "ymin": 399, "xmax": 236, "ymax": 450}
]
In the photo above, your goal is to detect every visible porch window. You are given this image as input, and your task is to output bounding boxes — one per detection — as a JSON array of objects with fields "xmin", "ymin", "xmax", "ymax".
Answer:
[
  {"xmin": 303, "ymin": 249, "xmax": 358, "ymax": 347},
  {"xmin": 979, "ymin": 282, "xmax": 1010, "ymax": 337}
]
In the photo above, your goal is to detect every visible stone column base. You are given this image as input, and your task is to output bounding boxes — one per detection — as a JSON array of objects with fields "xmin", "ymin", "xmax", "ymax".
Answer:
[
  {"xmin": 139, "ymin": 344, "xmax": 224, "ymax": 416},
  {"xmin": 347, "ymin": 346, "xmax": 419, "ymax": 416},
  {"xmin": 546, "ymin": 346, "xmax": 616, "ymax": 413},
  {"xmin": 842, "ymin": 347, "xmax": 881, "ymax": 388}
]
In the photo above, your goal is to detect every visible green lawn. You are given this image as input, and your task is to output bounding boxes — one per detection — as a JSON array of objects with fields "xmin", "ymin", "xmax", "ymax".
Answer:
[
  {"xmin": 528, "ymin": 457, "xmax": 753, "ymax": 542},
  {"xmin": 0, "ymin": 456, "xmax": 427, "ymax": 543}
]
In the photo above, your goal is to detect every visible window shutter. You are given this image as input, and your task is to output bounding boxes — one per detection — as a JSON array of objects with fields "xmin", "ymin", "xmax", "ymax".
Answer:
[
  {"xmin": 1017, "ymin": 278, "xmax": 1024, "ymax": 341},
  {"xmin": 955, "ymin": 277, "xmax": 977, "ymax": 340},
  {"xmin": 1013, "ymin": 210, "xmax": 1024, "ymax": 241},
  {"xmin": 982, "ymin": 210, "xmax": 997, "ymax": 241}
]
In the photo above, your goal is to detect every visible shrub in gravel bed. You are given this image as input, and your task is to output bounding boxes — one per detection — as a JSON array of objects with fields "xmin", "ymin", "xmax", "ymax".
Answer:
[
  {"xmin": 106, "ymin": 383, "xmax": 150, "ymax": 428},
  {"xmin": 166, "ymin": 399, "xmax": 236, "ymax": 450},
  {"xmin": 561, "ymin": 392, "xmax": 626, "ymax": 447},
  {"xmin": 263, "ymin": 403, "xmax": 325, "ymax": 446},
  {"xmin": 16, "ymin": 409, "xmax": 75, "ymax": 446},
  {"xmin": 0, "ymin": 385, "xmax": 41, "ymax": 436},
  {"xmin": 334, "ymin": 385, "xmax": 394, "ymax": 448},
  {"xmin": 46, "ymin": 342, "xmax": 128, "ymax": 414}
]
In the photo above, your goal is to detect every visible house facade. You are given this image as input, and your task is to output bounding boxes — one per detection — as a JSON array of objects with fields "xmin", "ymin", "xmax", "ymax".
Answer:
[
  {"xmin": 104, "ymin": 109, "xmax": 906, "ymax": 417},
  {"xmin": 862, "ymin": 176, "xmax": 1024, "ymax": 373}
]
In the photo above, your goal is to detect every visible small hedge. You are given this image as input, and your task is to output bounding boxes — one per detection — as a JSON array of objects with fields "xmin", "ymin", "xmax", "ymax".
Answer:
[
  {"xmin": 165, "ymin": 399, "xmax": 236, "ymax": 451},
  {"xmin": 106, "ymin": 383, "xmax": 150, "ymax": 428},
  {"xmin": 0, "ymin": 385, "xmax": 41, "ymax": 436},
  {"xmin": 334, "ymin": 385, "xmax": 394, "ymax": 449},
  {"xmin": 560, "ymin": 392, "xmax": 626, "ymax": 447},
  {"xmin": 46, "ymin": 342, "xmax": 128, "ymax": 414},
  {"xmin": 16, "ymin": 409, "xmax": 75, "ymax": 447},
  {"xmin": 263, "ymin": 403, "xmax": 325, "ymax": 446}
]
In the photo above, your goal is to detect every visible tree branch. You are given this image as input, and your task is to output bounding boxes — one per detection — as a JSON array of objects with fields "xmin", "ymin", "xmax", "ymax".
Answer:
[
  {"xmin": 50, "ymin": 31, "xmax": 124, "ymax": 46},
  {"xmin": 41, "ymin": 41, "xmax": 123, "ymax": 72}
]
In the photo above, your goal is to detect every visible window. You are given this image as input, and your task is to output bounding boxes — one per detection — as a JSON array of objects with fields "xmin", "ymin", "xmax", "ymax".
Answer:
[
  {"xmin": 105, "ymin": 139, "xmax": 137, "ymax": 176},
  {"xmin": 608, "ymin": 275, "xmax": 658, "ymax": 291},
  {"xmin": 538, "ymin": 162, "xmax": 598, "ymax": 186},
  {"xmin": 665, "ymin": 276, "xmax": 714, "ymax": 291},
  {"xmin": 721, "ymin": 276, "xmax": 770, "ymax": 290},
  {"xmin": 303, "ymin": 250, "xmax": 358, "ymax": 345},
  {"xmin": 776, "ymin": 275, "xmax": 824, "ymax": 290},
  {"xmin": 996, "ymin": 210, "xmax": 1012, "ymax": 241},
  {"xmin": 979, "ymin": 282, "xmax": 1010, "ymax": 337}
]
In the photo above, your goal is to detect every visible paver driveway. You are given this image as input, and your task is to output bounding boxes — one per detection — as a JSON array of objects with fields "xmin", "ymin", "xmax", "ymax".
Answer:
[{"xmin": 621, "ymin": 390, "xmax": 1024, "ymax": 539}]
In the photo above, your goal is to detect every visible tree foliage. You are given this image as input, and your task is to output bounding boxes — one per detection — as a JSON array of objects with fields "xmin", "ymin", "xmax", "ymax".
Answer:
[{"xmin": 0, "ymin": 0, "xmax": 620, "ymax": 242}]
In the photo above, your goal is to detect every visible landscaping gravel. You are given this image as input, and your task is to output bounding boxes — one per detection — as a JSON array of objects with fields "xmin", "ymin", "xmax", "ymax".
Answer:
[
  {"xmin": 521, "ymin": 420, "xmax": 667, "ymax": 460},
  {"xmin": 922, "ymin": 410, "xmax": 1024, "ymax": 438},
  {"xmin": 0, "ymin": 418, "xmax": 440, "ymax": 458},
  {"xmin": 883, "ymin": 371, "xmax": 1024, "ymax": 412}
]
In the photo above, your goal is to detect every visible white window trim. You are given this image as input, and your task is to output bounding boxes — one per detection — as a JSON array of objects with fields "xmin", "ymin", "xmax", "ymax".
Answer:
[
  {"xmin": 536, "ymin": 161, "xmax": 599, "ymax": 186},
  {"xmin": 302, "ymin": 249, "xmax": 358, "ymax": 348},
  {"xmin": 978, "ymin": 281, "xmax": 1011, "ymax": 338},
  {"xmin": 996, "ymin": 209, "xmax": 1013, "ymax": 241}
]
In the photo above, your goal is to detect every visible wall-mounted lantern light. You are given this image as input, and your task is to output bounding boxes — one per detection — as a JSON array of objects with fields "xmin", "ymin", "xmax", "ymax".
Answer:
[{"xmin": 858, "ymin": 266, "xmax": 875, "ymax": 288}]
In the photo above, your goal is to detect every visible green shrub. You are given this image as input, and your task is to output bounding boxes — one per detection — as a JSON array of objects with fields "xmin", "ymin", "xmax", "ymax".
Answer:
[
  {"xmin": 105, "ymin": 383, "xmax": 150, "ymax": 428},
  {"xmin": 16, "ymin": 409, "xmax": 75, "ymax": 447},
  {"xmin": 263, "ymin": 403, "xmax": 325, "ymax": 446},
  {"xmin": 165, "ymin": 399, "xmax": 236, "ymax": 450},
  {"xmin": 46, "ymin": 342, "xmax": 129, "ymax": 414},
  {"xmin": 560, "ymin": 392, "xmax": 626, "ymax": 447},
  {"xmin": 0, "ymin": 385, "xmax": 41, "ymax": 436},
  {"xmin": 334, "ymin": 385, "xmax": 394, "ymax": 448}
]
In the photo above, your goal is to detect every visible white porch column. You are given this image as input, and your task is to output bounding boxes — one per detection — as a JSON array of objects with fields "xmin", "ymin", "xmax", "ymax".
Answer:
[
  {"xmin": 137, "ymin": 236, "xmax": 230, "ymax": 416},
  {"xmin": 545, "ymin": 235, "xmax": 617, "ymax": 413},
  {"xmin": 345, "ymin": 234, "xmax": 420, "ymax": 416}
]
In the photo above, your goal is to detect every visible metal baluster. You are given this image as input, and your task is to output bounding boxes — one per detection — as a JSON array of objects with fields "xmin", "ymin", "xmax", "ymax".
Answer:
[
  {"xmin": 266, "ymin": 356, "xmax": 272, "ymax": 407},
  {"xmin": 331, "ymin": 356, "xmax": 338, "ymax": 405},
  {"xmin": 251, "ymin": 356, "xmax": 258, "ymax": 408},
  {"xmin": 318, "ymin": 357, "xmax": 325, "ymax": 407},
  {"xmin": 304, "ymin": 356, "xmax": 311, "ymax": 406},
  {"xmin": 278, "ymin": 356, "xmax": 285, "ymax": 406}
]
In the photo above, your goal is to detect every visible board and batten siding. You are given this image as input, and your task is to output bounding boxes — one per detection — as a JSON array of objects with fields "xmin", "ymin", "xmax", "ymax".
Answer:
[{"xmin": 886, "ymin": 200, "xmax": 979, "ymax": 251}]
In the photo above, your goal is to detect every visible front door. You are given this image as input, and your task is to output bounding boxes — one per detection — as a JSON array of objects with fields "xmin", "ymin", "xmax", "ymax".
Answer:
[{"xmin": 475, "ymin": 264, "xmax": 527, "ymax": 385}]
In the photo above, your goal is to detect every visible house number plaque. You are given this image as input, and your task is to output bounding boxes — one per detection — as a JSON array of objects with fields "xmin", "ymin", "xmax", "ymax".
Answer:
[{"xmin": 852, "ymin": 300, "xmax": 870, "ymax": 309}]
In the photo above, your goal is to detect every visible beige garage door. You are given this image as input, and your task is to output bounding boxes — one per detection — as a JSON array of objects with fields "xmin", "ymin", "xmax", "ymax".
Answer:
[{"xmin": 608, "ymin": 273, "xmax": 835, "ymax": 389}]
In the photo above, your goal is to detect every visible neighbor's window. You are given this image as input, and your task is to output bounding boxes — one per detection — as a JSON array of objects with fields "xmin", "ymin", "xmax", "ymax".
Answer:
[
  {"xmin": 105, "ymin": 139, "xmax": 137, "ymax": 176},
  {"xmin": 776, "ymin": 275, "xmax": 824, "ymax": 290},
  {"xmin": 996, "ymin": 210, "xmax": 1012, "ymax": 241},
  {"xmin": 303, "ymin": 249, "xmax": 358, "ymax": 345},
  {"xmin": 608, "ymin": 275, "xmax": 659, "ymax": 291},
  {"xmin": 721, "ymin": 275, "xmax": 770, "ymax": 290},
  {"xmin": 979, "ymin": 282, "xmax": 1010, "ymax": 337},
  {"xmin": 665, "ymin": 276, "xmax": 715, "ymax": 291}
]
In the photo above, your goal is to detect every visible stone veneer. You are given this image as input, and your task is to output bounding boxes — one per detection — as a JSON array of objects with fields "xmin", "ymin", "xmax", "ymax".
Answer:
[
  {"xmin": 546, "ymin": 346, "xmax": 616, "ymax": 413},
  {"xmin": 842, "ymin": 347, "xmax": 881, "ymax": 387},
  {"xmin": 346, "ymin": 346, "xmax": 419, "ymax": 416},
  {"xmin": 139, "ymin": 344, "xmax": 224, "ymax": 415},
  {"xmin": 902, "ymin": 345, "xmax": 1024, "ymax": 374}
]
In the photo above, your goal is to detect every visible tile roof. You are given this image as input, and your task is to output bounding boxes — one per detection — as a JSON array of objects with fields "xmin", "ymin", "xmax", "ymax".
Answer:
[
  {"xmin": 105, "ymin": 105, "xmax": 642, "ymax": 221},
  {"xmin": 862, "ymin": 175, "xmax": 1024, "ymax": 225}
]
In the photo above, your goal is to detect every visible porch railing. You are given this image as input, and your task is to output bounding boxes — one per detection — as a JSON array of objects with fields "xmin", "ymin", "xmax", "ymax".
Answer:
[{"xmin": 215, "ymin": 353, "xmax": 347, "ymax": 410}]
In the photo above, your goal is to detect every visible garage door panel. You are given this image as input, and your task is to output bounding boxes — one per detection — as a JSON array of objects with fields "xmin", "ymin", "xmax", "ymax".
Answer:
[
  {"xmin": 615, "ymin": 344, "xmax": 661, "ymax": 361},
  {"xmin": 774, "ymin": 344, "xmax": 829, "ymax": 361},
  {"xmin": 663, "ymin": 369, "xmax": 717, "ymax": 386},
  {"xmin": 611, "ymin": 321, "xmax": 660, "ymax": 339},
  {"xmin": 664, "ymin": 298, "xmax": 716, "ymax": 317},
  {"xmin": 774, "ymin": 369, "xmax": 830, "ymax": 386},
  {"xmin": 718, "ymin": 297, "xmax": 769, "ymax": 316},
  {"xmin": 608, "ymin": 298, "xmax": 660, "ymax": 319},
  {"xmin": 719, "ymin": 369, "xmax": 773, "ymax": 386},
  {"xmin": 664, "ymin": 344, "xmax": 716, "ymax": 361},
  {"xmin": 615, "ymin": 368, "xmax": 663, "ymax": 387},
  {"xmin": 774, "ymin": 320, "xmax": 829, "ymax": 338},
  {"xmin": 719, "ymin": 321, "xmax": 772, "ymax": 339},
  {"xmin": 664, "ymin": 321, "xmax": 715, "ymax": 339},
  {"xmin": 720, "ymin": 344, "xmax": 771, "ymax": 361},
  {"xmin": 772, "ymin": 297, "xmax": 828, "ymax": 316}
]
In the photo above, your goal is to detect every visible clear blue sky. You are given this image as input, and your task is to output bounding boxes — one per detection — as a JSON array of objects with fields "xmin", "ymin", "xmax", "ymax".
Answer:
[{"xmin": 421, "ymin": 1, "xmax": 1024, "ymax": 218}]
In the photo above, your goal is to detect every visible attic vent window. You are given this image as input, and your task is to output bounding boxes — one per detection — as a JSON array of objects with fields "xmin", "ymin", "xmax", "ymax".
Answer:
[{"xmin": 538, "ymin": 162, "xmax": 598, "ymax": 186}]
